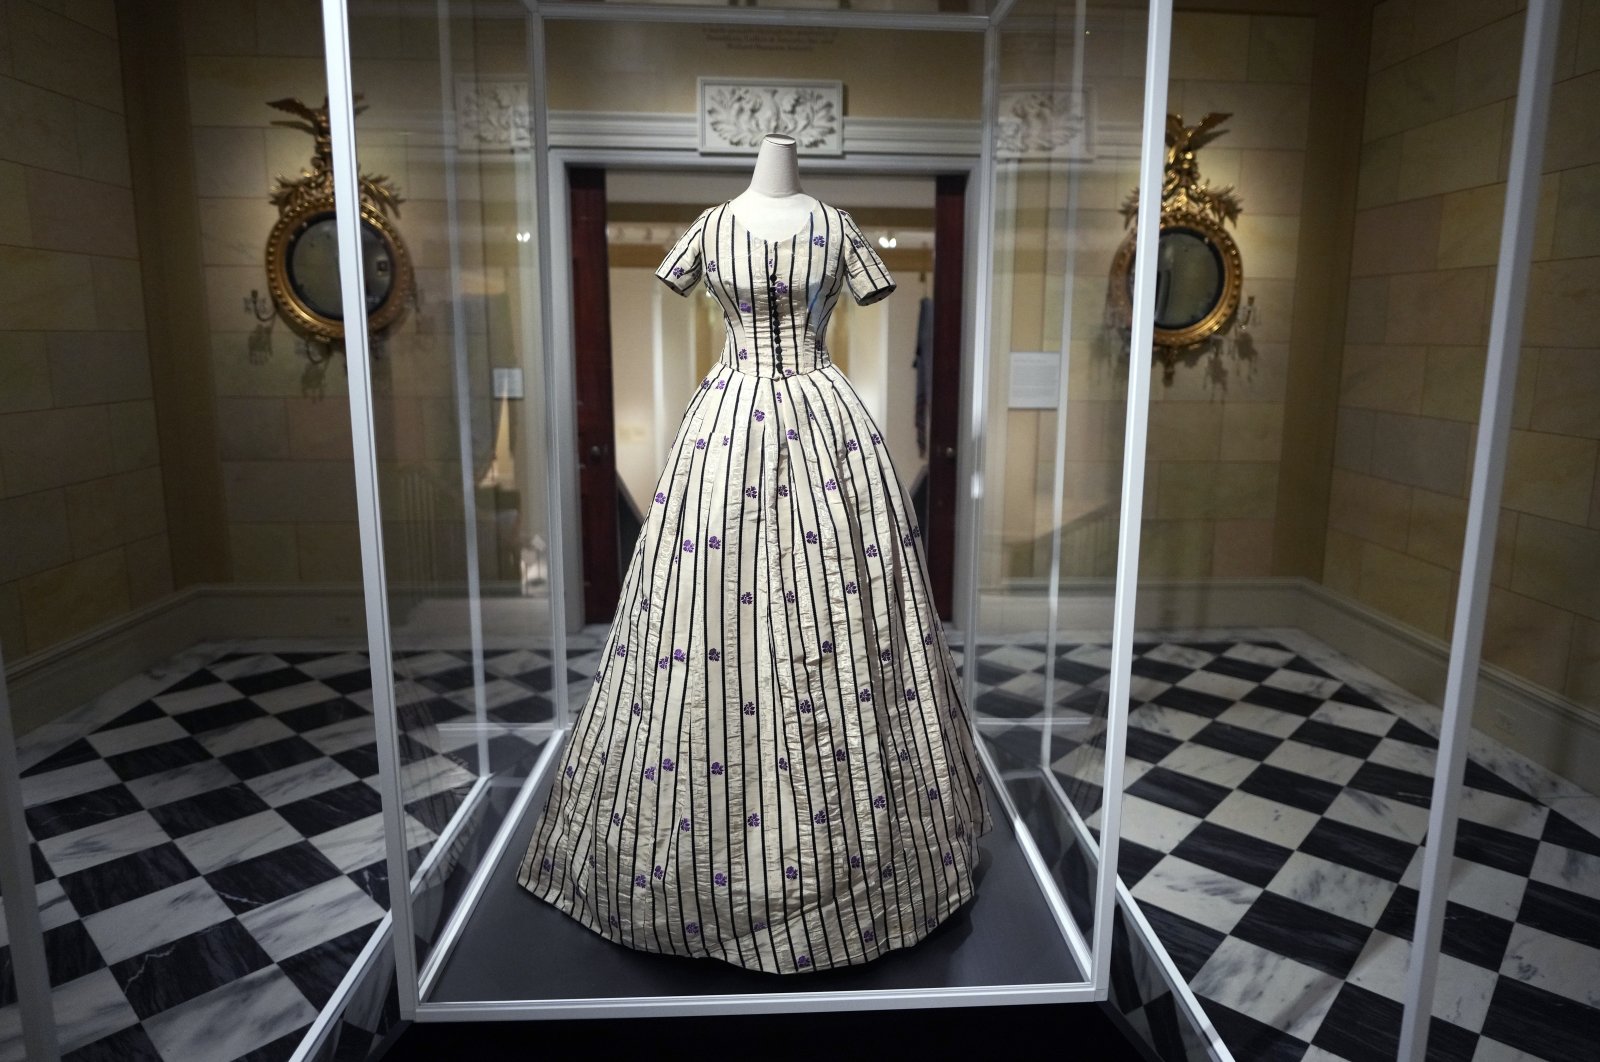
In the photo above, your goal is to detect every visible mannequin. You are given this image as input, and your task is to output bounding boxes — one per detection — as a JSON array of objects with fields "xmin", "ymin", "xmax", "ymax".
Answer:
[{"xmin": 727, "ymin": 134, "xmax": 820, "ymax": 241}]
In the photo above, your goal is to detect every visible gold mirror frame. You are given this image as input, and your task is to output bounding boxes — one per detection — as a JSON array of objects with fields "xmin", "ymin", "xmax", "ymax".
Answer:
[
  {"xmin": 1106, "ymin": 112, "xmax": 1245, "ymax": 379},
  {"xmin": 263, "ymin": 97, "xmax": 414, "ymax": 346}
]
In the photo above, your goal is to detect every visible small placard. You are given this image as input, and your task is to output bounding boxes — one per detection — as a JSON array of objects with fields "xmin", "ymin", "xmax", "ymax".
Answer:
[
  {"xmin": 1008, "ymin": 351, "xmax": 1062, "ymax": 409},
  {"xmin": 493, "ymin": 367, "xmax": 524, "ymax": 399}
]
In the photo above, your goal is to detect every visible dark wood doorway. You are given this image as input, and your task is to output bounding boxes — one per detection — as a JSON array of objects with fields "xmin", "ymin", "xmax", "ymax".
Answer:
[{"xmin": 571, "ymin": 170, "xmax": 968, "ymax": 623}]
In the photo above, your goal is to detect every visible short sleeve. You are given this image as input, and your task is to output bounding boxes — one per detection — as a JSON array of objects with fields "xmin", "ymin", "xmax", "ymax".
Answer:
[
  {"xmin": 841, "ymin": 211, "xmax": 896, "ymax": 306},
  {"xmin": 655, "ymin": 211, "xmax": 707, "ymax": 296}
]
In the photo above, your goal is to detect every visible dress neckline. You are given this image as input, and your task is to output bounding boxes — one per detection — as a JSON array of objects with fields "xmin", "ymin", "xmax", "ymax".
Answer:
[{"xmin": 727, "ymin": 200, "xmax": 818, "ymax": 245}]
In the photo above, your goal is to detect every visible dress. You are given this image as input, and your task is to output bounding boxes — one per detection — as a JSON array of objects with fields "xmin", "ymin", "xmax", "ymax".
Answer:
[{"xmin": 516, "ymin": 198, "xmax": 993, "ymax": 974}]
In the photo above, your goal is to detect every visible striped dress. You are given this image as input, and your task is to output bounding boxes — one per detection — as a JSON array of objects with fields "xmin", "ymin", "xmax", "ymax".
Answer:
[{"xmin": 516, "ymin": 198, "xmax": 993, "ymax": 974}]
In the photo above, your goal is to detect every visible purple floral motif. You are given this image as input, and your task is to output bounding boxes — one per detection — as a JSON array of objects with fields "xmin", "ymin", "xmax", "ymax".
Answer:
[
  {"xmin": 845, "ymin": 581, "xmax": 858, "ymax": 594},
  {"xmin": 723, "ymin": 435, "xmax": 731, "ymax": 444},
  {"xmin": 849, "ymin": 854, "xmax": 862, "ymax": 868},
  {"xmin": 662, "ymin": 757, "xmax": 675, "ymax": 771},
  {"xmin": 701, "ymin": 379, "xmax": 711, "ymax": 390},
  {"xmin": 658, "ymin": 657, "xmax": 669, "ymax": 670},
  {"xmin": 774, "ymin": 280, "xmax": 789, "ymax": 294},
  {"xmin": 898, "ymin": 748, "xmax": 911, "ymax": 761},
  {"xmin": 630, "ymin": 701, "xmax": 642, "ymax": 716},
  {"xmin": 858, "ymin": 687, "xmax": 872, "ymax": 702},
  {"xmin": 715, "ymin": 380, "xmax": 727, "ymax": 389},
  {"xmin": 881, "ymin": 864, "xmax": 896, "ymax": 880},
  {"xmin": 825, "ymin": 478, "xmax": 838, "ymax": 491},
  {"xmin": 708, "ymin": 535, "xmax": 721, "ymax": 549},
  {"xmin": 738, "ymin": 348, "xmax": 749, "ymax": 360},
  {"xmin": 706, "ymin": 260, "xmax": 718, "ymax": 273},
  {"xmin": 871, "ymin": 432, "xmax": 883, "ymax": 444},
  {"xmin": 695, "ymin": 438, "xmax": 707, "ymax": 449},
  {"xmin": 744, "ymin": 486, "xmax": 758, "ymax": 498},
  {"xmin": 639, "ymin": 600, "xmax": 649, "ymax": 612},
  {"xmin": 811, "ymin": 235, "xmax": 827, "ymax": 247},
  {"xmin": 686, "ymin": 922, "xmax": 700, "ymax": 936},
  {"xmin": 588, "ymin": 853, "xmax": 597, "ymax": 867},
  {"xmin": 612, "ymin": 811, "xmax": 624, "ymax": 825},
  {"xmin": 796, "ymin": 954, "xmax": 811, "ymax": 967},
  {"xmin": 902, "ymin": 532, "xmax": 915, "ymax": 546},
  {"xmin": 777, "ymin": 756, "xmax": 789, "ymax": 771},
  {"xmin": 654, "ymin": 491, "xmax": 666, "ymax": 504},
  {"xmin": 680, "ymin": 817, "xmax": 692, "ymax": 832},
  {"xmin": 541, "ymin": 856, "xmax": 554, "ymax": 872},
  {"xmin": 785, "ymin": 865, "xmax": 798, "ymax": 879},
  {"xmin": 774, "ymin": 391, "xmax": 782, "ymax": 403},
  {"xmin": 905, "ymin": 688, "xmax": 918, "ymax": 700},
  {"xmin": 925, "ymin": 915, "xmax": 939, "ymax": 930},
  {"xmin": 738, "ymin": 300, "xmax": 752, "ymax": 313},
  {"xmin": 943, "ymin": 851, "xmax": 955, "ymax": 865},
  {"xmin": 711, "ymin": 761, "xmax": 724, "ymax": 775},
  {"xmin": 927, "ymin": 785, "xmax": 941, "ymax": 800},
  {"xmin": 782, "ymin": 368, "xmax": 796, "ymax": 377},
  {"xmin": 635, "ymin": 873, "xmax": 648, "ymax": 888},
  {"xmin": 814, "ymin": 809, "xmax": 831, "ymax": 825},
  {"xmin": 851, "ymin": 236, "xmax": 867, "ymax": 250},
  {"xmin": 753, "ymin": 409, "xmax": 766, "ymax": 422},
  {"xmin": 872, "ymin": 795, "xmax": 887, "ymax": 809},
  {"xmin": 784, "ymin": 590, "xmax": 796, "ymax": 603},
  {"xmin": 834, "ymin": 748, "xmax": 846, "ymax": 762},
  {"xmin": 609, "ymin": 914, "xmax": 619, "ymax": 927},
  {"xmin": 643, "ymin": 766, "xmax": 656, "ymax": 780},
  {"xmin": 863, "ymin": 928, "xmax": 877, "ymax": 942},
  {"xmin": 754, "ymin": 920, "xmax": 767, "ymax": 931},
  {"xmin": 671, "ymin": 266, "xmax": 686, "ymax": 277},
  {"xmin": 672, "ymin": 648, "xmax": 686, "ymax": 662},
  {"xmin": 799, "ymin": 699, "xmax": 813, "ymax": 713},
  {"xmin": 786, "ymin": 428, "xmax": 799, "ymax": 440},
  {"xmin": 805, "ymin": 531, "xmax": 819, "ymax": 545},
  {"xmin": 747, "ymin": 812, "xmax": 761, "ymax": 827},
  {"xmin": 923, "ymin": 632, "xmax": 935, "ymax": 646},
  {"xmin": 742, "ymin": 701, "xmax": 756, "ymax": 716},
  {"xmin": 714, "ymin": 872, "xmax": 728, "ymax": 886},
  {"xmin": 707, "ymin": 647, "xmax": 721, "ymax": 662},
  {"xmin": 740, "ymin": 591, "xmax": 754, "ymax": 605},
  {"xmin": 879, "ymin": 649, "xmax": 892, "ymax": 663},
  {"xmin": 616, "ymin": 643, "xmax": 627, "ymax": 657},
  {"xmin": 847, "ymin": 438, "xmax": 860, "ymax": 451},
  {"xmin": 653, "ymin": 865, "xmax": 665, "ymax": 879},
  {"xmin": 778, "ymin": 484, "xmax": 790, "ymax": 497},
  {"xmin": 820, "ymin": 639, "xmax": 833, "ymax": 653},
  {"xmin": 564, "ymin": 764, "xmax": 575, "ymax": 778},
  {"xmin": 866, "ymin": 543, "xmax": 879, "ymax": 557}
]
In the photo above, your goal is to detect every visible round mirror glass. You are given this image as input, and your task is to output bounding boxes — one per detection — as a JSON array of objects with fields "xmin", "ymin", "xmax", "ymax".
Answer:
[
  {"xmin": 1149, "ymin": 227, "xmax": 1223, "ymax": 329},
  {"xmin": 286, "ymin": 214, "xmax": 396, "ymax": 320}
]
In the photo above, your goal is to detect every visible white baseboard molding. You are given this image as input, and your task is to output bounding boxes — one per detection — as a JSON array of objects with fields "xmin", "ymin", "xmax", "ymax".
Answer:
[{"xmin": 9, "ymin": 578, "xmax": 1597, "ymax": 795}]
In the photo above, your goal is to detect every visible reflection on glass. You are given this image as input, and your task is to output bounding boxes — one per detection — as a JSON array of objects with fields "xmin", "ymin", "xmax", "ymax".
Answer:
[
  {"xmin": 1151, "ymin": 228, "xmax": 1223, "ymax": 329},
  {"xmin": 286, "ymin": 215, "xmax": 397, "ymax": 319}
]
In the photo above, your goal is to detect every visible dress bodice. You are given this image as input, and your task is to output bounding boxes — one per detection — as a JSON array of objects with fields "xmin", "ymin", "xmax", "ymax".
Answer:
[{"xmin": 654, "ymin": 200, "xmax": 897, "ymax": 378}]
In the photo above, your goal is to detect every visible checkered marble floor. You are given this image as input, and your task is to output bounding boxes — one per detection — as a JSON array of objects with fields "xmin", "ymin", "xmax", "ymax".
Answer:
[
  {"xmin": 972, "ymin": 632, "xmax": 1600, "ymax": 1062},
  {"xmin": 0, "ymin": 646, "xmax": 572, "ymax": 1062}
]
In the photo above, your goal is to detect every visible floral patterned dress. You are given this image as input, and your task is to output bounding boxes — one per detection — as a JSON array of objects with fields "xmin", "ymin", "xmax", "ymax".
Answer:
[{"xmin": 516, "ymin": 198, "xmax": 993, "ymax": 974}]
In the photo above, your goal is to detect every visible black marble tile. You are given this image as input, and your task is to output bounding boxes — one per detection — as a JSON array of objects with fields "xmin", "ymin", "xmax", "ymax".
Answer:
[
  {"xmin": 324, "ymin": 668, "xmax": 375, "ymax": 694},
  {"xmin": 229, "ymin": 666, "xmax": 309, "ymax": 696},
  {"xmin": 406, "ymin": 785, "xmax": 468, "ymax": 835},
  {"xmin": 1233, "ymin": 891, "xmax": 1371, "ymax": 979},
  {"xmin": 349, "ymin": 860, "xmax": 389, "ymax": 908},
  {"xmin": 1171, "ymin": 821, "xmax": 1294, "ymax": 888},
  {"xmin": 237, "ymin": 1026, "xmax": 311, "ymax": 1062},
  {"xmin": 974, "ymin": 658, "xmax": 1028, "ymax": 684},
  {"xmin": 220, "ymin": 736, "xmax": 325, "ymax": 780},
  {"xmin": 148, "ymin": 783, "xmax": 270, "ymax": 838},
  {"xmin": 482, "ymin": 734, "xmax": 547, "ymax": 777},
  {"xmin": 485, "ymin": 691, "xmax": 553, "ymax": 725},
  {"xmin": 204, "ymin": 840, "xmax": 344, "ymax": 915},
  {"xmin": 278, "ymin": 696, "xmax": 367, "ymax": 735},
  {"xmin": 1299, "ymin": 818, "xmax": 1416, "ymax": 881},
  {"xmin": 1203, "ymin": 1002, "xmax": 1310, "ymax": 1062},
  {"xmin": 332, "ymin": 744, "xmax": 380, "ymax": 779},
  {"xmin": 1190, "ymin": 720, "xmax": 1281, "ymax": 761},
  {"xmin": 1463, "ymin": 759, "xmax": 1534, "ymax": 801},
  {"xmin": 1239, "ymin": 764, "xmax": 1342, "ymax": 815},
  {"xmin": 1347, "ymin": 761, "xmax": 1434, "ymax": 808},
  {"xmin": 22, "ymin": 738, "xmax": 101, "ymax": 777},
  {"xmin": 1131, "ymin": 656, "xmax": 1192, "ymax": 684},
  {"xmin": 415, "ymin": 664, "xmax": 477, "ymax": 692},
  {"xmin": 1310, "ymin": 982, "xmax": 1401, "ymax": 1062},
  {"xmin": 1152, "ymin": 684, "xmax": 1234, "ymax": 718},
  {"xmin": 1139, "ymin": 904, "xmax": 1227, "ymax": 982},
  {"xmin": 110, "ymin": 918, "xmax": 273, "ymax": 1019},
  {"xmin": 1282, "ymin": 655, "xmax": 1333, "ymax": 679},
  {"xmin": 1204, "ymin": 655, "xmax": 1277, "ymax": 683},
  {"xmin": 1242, "ymin": 683, "xmax": 1324, "ymax": 717},
  {"xmin": 1124, "ymin": 725, "xmax": 1184, "ymax": 764},
  {"xmin": 57, "ymin": 842, "xmax": 199, "ymax": 918},
  {"xmin": 1377, "ymin": 884, "xmax": 1419, "ymax": 939},
  {"xmin": 1518, "ymin": 879, "xmax": 1600, "ymax": 950},
  {"xmin": 1330, "ymin": 684, "xmax": 1387, "ymax": 711},
  {"xmin": 39, "ymin": 919, "xmax": 106, "ymax": 988},
  {"xmin": 1441, "ymin": 903, "xmax": 1515, "ymax": 969},
  {"xmin": 279, "ymin": 923, "xmax": 374, "ymax": 1008},
  {"xmin": 1289, "ymin": 719, "xmax": 1383, "ymax": 759},
  {"xmin": 506, "ymin": 664, "xmax": 554, "ymax": 691},
  {"xmin": 104, "ymin": 737, "xmax": 211, "ymax": 782},
  {"xmin": 25, "ymin": 783, "xmax": 143, "ymax": 841},
  {"xmin": 94, "ymin": 700, "xmax": 166, "ymax": 731},
  {"xmin": 173, "ymin": 697, "xmax": 267, "ymax": 735},
  {"xmin": 1053, "ymin": 657, "xmax": 1110, "ymax": 685},
  {"xmin": 1543, "ymin": 810, "xmax": 1600, "ymax": 859},
  {"xmin": 1114, "ymin": 839, "xmax": 1165, "ymax": 887},
  {"xmin": 1387, "ymin": 718, "xmax": 1438, "ymax": 748},
  {"xmin": 1125, "ymin": 766, "xmax": 1231, "ymax": 818},
  {"xmin": 277, "ymin": 780, "xmax": 384, "ymax": 837},
  {"xmin": 973, "ymin": 686, "xmax": 1046, "ymax": 719},
  {"xmin": 1454, "ymin": 819, "xmax": 1539, "ymax": 877},
  {"xmin": 1480, "ymin": 976, "xmax": 1600, "ymax": 1062},
  {"xmin": 1423, "ymin": 1018, "xmax": 1482, "ymax": 1062},
  {"xmin": 63, "ymin": 1023, "xmax": 163, "ymax": 1062},
  {"xmin": 161, "ymin": 668, "xmax": 225, "ymax": 693}
]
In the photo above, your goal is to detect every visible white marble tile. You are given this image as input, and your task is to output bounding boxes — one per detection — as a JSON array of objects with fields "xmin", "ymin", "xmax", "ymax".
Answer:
[
  {"xmin": 1325, "ymin": 789, "xmax": 1432, "ymax": 845},
  {"xmin": 1145, "ymin": 643, "xmax": 1214, "ymax": 669},
  {"xmin": 1471, "ymin": 1034, "xmax": 1554, "ymax": 1061},
  {"xmin": 1175, "ymin": 669, "xmax": 1256, "ymax": 701},
  {"xmin": 253, "ymin": 680, "xmax": 343, "ymax": 714},
  {"xmin": 1127, "ymin": 675, "xmax": 1172, "ymax": 705},
  {"xmin": 397, "ymin": 650, "xmax": 465, "ymax": 677},
  {"xmin": 0, "ymin": 879, "xmax": 76, "ymax": 949},
  {"xmin": 141, "ymin": 964, "xmax": 318, "ymax": 1062},
  {"xmin": 246, "ymin": 756, "xmax": 360, "ymax": 808},
  {"xmin": 1156, "ymin": 742, "xmax": 1260, "ymax": 789},
  {"xmin": 483, "ymin": 648, "xmax": 549, "ymax": 677},
  {"xmin": 1128, "ymin": 703, "xmax": 1211, "ymax": 741},
  {"xmin": 84, "ymin": 715, "xmax": 188, "ymax": 758},
  {"xmin": 1266, "ymin": 851, "xmax": 1397, "ymax": 926},
  {"xmin": 395, "ymin": 754, "xmax": 475, "ymax": 800},
  {"xmin": 422, "ymin": 722, "xmax": 492, "ymax": 755},
  {"xmin": 1206, "ymin": 790, "xmax": 1321, "ymax": 849},
  {"xmin": 1400, "ymin": 853, "xmax": 1528, "ymax": 921},
  {"xmin": 302, "ymin": 715, "xmax": 377, "ymax": 756},
  {"xmin": 1346, "ymin": 930, "xmax": 1412, "ymax": 1001},
  {"xmin": 1119, "ymin": 794, "xmax": 1206, "ymax": 853},
  {"xmin": 981, "ymin": 643, "xmax": 1050, "ymax": 671},
  {"xmin": 1190, "ymin": 936, "xmax": 1343, "ymax": 1042},
  {"xmin": 1263, "ymin": 740, "xmax": 1365, "ymax": 786},
  {"xmin": 1307, "ymin": 700, "xmax": 1396, "ymax": 736},
  {"xmin": 194, "ymin": 715, "xmax": 298, "ymax": 758},
  {"xmin": 1499, "ymin": 923, "xmax": 1600, "ymax": 1008},
  {"xmin": 1456, "ymin": 787, "xmax": 1549, "ymax": 836},
  {"xmin": 1224, "ymin": 643, "xmax": 1294, "ymax": 668},
  {"xmin": 37, "ymin": 811, "xmax": 168, "ymax": 878},
  {"xmin": 310, "ymin": 812, "xmax": 435, "ymax": 874},
  {"xmin": 1366, "ymin": 737, "xmax": 1438, "ymax": 778},
  {"xmin": 1544, "ymin": 794, "xmax": 1600, "ymax": 839},
  {"xmin": 1530, "ymin": 839, "xmax": 1600, "ymax": 896},
  {"xmin": 82, "ymin": 876, "xmax": 233, "ymax": 965},
  {"xmin": 123, "ymin": 758, "xmax": 237, "ymax": 809},
  {"xmin": 175, "ymin": 809, "xmax": 302, "ymax": 874},
  {"xmin": 1264, "ymin": 669, "xmax": 1344, "ymax": 700},
  {"xmin": 1431, "ymin": 952, "xmax": 1500, "ymax": 1033},
  {"xmin": 1131, "ymin": 855, "xmax": 1262, "ymax": 933},
  {"xmin": 1063, "ymin": 643, "xmax": 1113, "ymax": 668},
  {"xmin": 1213, "ymin": 701, "xmax": 1304, "ymax": 739},
  {"xmin": 236, "ymin": 875, "xmax": 385, "ymax": 962},
  {"xmin": 18, "ymin": 758, "xmax": 121, "ymax": 809},
  {"xmin": 153, "ymin": 681, "xmax": 241, "ymax": 716},
  {"xmin": 207, "ymin": 654, "xmax": 288, "ymax": 682},
  {"xmin": 296, "ymin": 651, "xmax": 371, "ymax": 680},
  {"xmin": 36, "ymin": 969, "xmax": 139, "ymax": 1055}
]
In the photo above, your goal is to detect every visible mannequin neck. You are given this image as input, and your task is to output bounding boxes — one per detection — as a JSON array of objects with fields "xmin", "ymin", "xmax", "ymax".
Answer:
[{"xmin": 746, "ymin": 137, "xmax": 803, "ymax": 197}]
